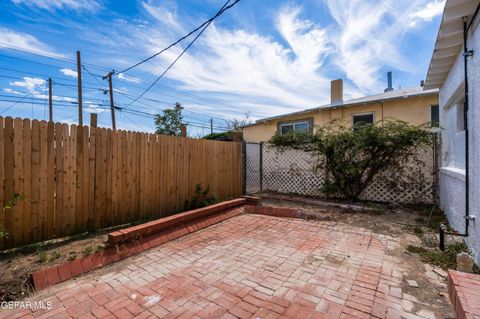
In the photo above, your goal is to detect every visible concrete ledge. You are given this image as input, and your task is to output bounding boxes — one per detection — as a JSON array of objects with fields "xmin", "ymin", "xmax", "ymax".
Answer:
[
  {"xmin": 448, "ymin": 270, "xmax": 480, "ymax": 319},
  {"xmin": 108, "ymin": 198, "xmax": 246, "ymax": 244},
  {"xmin": 441, "ymin": 167, "xmax": 466, "ymax": 183}
]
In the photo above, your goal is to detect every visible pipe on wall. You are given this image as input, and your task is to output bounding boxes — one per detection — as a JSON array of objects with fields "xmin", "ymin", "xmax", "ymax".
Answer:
[{"xmin": 439, "ymin": 8, "xmax": 480, "ymax": 249}]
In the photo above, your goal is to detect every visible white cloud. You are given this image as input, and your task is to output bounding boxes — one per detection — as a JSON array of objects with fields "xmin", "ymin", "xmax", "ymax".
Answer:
[
  {"xmin": 142, "ymin": 1, "xmax": 183, "ymax": 32},
  {"xmin": 33, "ymin": 93, "xmax": 76, "ymax": 102},
  {"xmin": 117, "ymin": 73, "xmax": 141, "ymax": 83},
  {"xmin": 11, "ymin": 0, "xmax": 100, "ymax": 12},
  {"xmin": 409, "ymin": 0, "xmax": 445, "ymax": 26},
  {"xmin": 84, "ymin": 102, "xmax": 107, "ymax": 113},
  {"xmin": 324, "ymin": 0, "xmax": 431, "ymax": 92},
  {"xmin": 133, "ymin": 10, "xmax": 334, "ymax": 115},
  {"xmin": 3, "ymin": 88, "xmax": 23, "ymax": 95},
  {"xmin": 60, "ymin": 68, "xmax": 78, "ymax": 78},
  {"xmin": 0, "ymin": 28, "xmax": 65, "ymax": 59},
  {"xmin": 9, "ymin": 77, "xmax": 46, "ymax": 92},
  {"xmin": 91, "ymin": 2, "xmax": 443, "ymax": 119}
]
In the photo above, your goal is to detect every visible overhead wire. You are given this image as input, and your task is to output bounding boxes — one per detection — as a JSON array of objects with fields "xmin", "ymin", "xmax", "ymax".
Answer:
[
  {"xmin": 1, "ymin": 63, "xmax": 233, "ymax": 123},
  {"xmin": 0, "ymin": 46, "xmax": 112, "ymax": 72},
  {"xmin": 124, "ymin": 0, "xmax": 240, "ymax": 107},
  {"xmin": 116, "ymin": 0, "xmax": 240, "ymax": 75},
  {"xmin": 0, "ymin": 83, "xmax": 43, "ymax": 114}
]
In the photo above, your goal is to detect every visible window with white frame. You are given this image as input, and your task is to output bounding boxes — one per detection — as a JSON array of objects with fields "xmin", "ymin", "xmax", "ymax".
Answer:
[
  {"xmin": 278, "ymin": 119, "xmax": 312, "ymax": 135},
  {"xmin": 443, "ymin": 96, "xmax": 466, "ymax": 169}
]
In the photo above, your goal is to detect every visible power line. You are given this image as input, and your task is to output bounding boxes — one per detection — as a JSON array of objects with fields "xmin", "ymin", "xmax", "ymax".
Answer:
[
  {"xmin": 0, "ymin": 83, "xmax": 43, "ymax": 114},
  {"xmin": 0, "ymin": 65, "xmax": 233, "ymax": 122},
  {"xmin": 122, "ymin": 112, "xmax": 145, "ymax": 131},
  {"xmin": 0, "ymin": 93, "xmax": 108, "ymax": 104},
  {"xmin": 82, "ymin": 65, "xmax": 108, "ymax": 87},
  {"xmin": 114, "ymin": 90, "xmax": 229, "ymax": 122},
  {"xmin": 0, "ymin": 67, "xmax": 103, "ymax": 87},
  {"xmin": 124, "ymin": 0, "xmax": 240, "ymax": 107},
  {"xmin": 116, "ymin": 0, "xmax": 240, "ymax": 75},
  {"xmin": 0, "ymin": 46, "xmax": 112, "ymax": 72}
]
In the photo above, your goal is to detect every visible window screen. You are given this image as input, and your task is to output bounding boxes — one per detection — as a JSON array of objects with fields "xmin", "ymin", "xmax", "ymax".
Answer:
[
  {"xmin": 280, "ymin": 121, "xmax": 310, "ymax": 135},
  {"xmin": 281, "ymin": 124, "xmax": 294, "ymax": 135},
  {"xmin": 294, "ymin": 122, "xmax": 309, "ymax": 132},
  {"xmin": 457, "ymin": 103, "xmax": 465, "ymax": 132},
  {"xmin": 431, "ymin": 105, "xmax": 439, "ymax": 127},
  {"xmin": 352, "ymin": 113, "xmax": 374, "ymax": 126}
]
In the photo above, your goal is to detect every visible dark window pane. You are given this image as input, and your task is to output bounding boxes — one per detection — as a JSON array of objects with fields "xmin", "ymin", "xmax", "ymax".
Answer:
[
  {"xmin": 294, "ymin": 122, "xmax": 309, "ymax": 132},
  {"xmin": 281, "ymin": 124, "xmax": 293, "ymax": 135},
  {"xmin": 353, "ymin": 114, "xmax": 374, "ymax": 126},
  {"xmin": 431, "ymin": 105, "xmax": 439, "ymax": 127}
]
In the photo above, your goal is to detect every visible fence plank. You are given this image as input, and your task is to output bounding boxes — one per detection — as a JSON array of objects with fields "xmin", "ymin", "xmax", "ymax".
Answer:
[
  {"xmin": 88, "ymin": 126, "xmax": 96, "ymax": 231},
  {"xmin": 46, "ymin": 122, "xmax": 55, "ymax": 239},
  {"xmin": 38, "ymin": 121, "xmax": 48, "ymax": 241},
  {"xmin": 67, "ymin": 124, "xmax": 76, "ymax": 236},
  {"xmin": 12, "ymin": 118, "xmax": 24, "ymax": 245},
  {"xmin": 3, "ymin": 118, "xmax": 14, "ymax": 247},
  {"xmin": 75, "ymin": 126, "xmax": 84, "ymax": 233},
  {"xmin": 0, "ymin": 116, "xmax": 244, "ymax": 248},
  {"xmin": 0, "ymin": 117, "xmax": 4, "ymax": 249},
  {"xmin": 81, "ymin": 126, "xmax": 90, "ymax": 232},
  {"xmin": 31, "ymin": 120, "xmax": 40, "ymax": 242},
  {"xmin": 54, "ymin": 123, "xmax": 64, "ymax": 237}
]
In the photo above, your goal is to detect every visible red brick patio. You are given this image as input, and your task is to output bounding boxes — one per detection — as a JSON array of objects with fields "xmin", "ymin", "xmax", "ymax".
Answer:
[{"xmin": 1, "ymin": 214, "xmax": 444, "ymax": 318}]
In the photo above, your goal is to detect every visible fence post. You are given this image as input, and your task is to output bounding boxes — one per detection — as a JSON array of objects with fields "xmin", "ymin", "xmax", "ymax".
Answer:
[
  {"xmin": 259, "ymin": 142, "xmax": 263, "ymax": 192},
  {"xmin": 242, "ymin": 141, "xmax": 247, "ymax": 195}
]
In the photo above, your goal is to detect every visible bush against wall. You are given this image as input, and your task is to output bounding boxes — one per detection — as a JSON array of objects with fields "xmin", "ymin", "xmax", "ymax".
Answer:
[{"xmin": 268, "ymin": 120, "xmax": 433, "ymax": 201}]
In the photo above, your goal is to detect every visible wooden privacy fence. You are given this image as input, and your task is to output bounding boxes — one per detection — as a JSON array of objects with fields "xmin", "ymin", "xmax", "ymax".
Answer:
[{"xmin": 0, "ymin": 116, "xmax": 243, "ymax": 249}]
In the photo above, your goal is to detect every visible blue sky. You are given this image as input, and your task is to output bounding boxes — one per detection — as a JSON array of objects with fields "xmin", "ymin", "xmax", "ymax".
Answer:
[{"xmin": 0, "ymin": 0, "xmax": 445, "ymax": 135}]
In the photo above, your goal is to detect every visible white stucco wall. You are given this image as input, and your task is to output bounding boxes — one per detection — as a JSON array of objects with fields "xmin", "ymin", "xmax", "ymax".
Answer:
[{"xmin": 439, "ymin": 18, "xmax": 480, "ymax": 264}]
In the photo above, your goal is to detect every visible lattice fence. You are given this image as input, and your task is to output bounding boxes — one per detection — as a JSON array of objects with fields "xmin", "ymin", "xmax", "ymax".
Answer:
[
  {"xmin": 247, "ymin": 142, "xmax": 436, "ymax": 204},
  {"xmin": 245, "ymin": 142, "xmax": 261, "ymax": 194}
]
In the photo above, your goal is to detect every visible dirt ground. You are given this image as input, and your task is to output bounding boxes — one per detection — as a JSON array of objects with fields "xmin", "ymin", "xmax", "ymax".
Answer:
[{"xmin": 0, "ymin": 232, "xmax": 108, "ymax": 302}]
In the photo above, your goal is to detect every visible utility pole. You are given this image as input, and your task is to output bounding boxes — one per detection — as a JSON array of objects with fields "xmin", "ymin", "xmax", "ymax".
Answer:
[
  {"xmin": 90, "ymin": 113, "xmax": 97, "ymax": 128},
  {"xmin": 210, "ymin": 118, "xmax": 213, "ymax": 134},
  {"xmin": 181, "ymin": 125, "xmax": 187, "ymax": 137},
  {"xmin": 48, "ymin": 78, "xmax": 53, "ymax": 122},
  {"xmin": 107, "ymin": 73, "xmax": 116, "ymax": 130},
  {"xmin": 76, "ymin": 51, "xmax": 83, "ymax": 126}
]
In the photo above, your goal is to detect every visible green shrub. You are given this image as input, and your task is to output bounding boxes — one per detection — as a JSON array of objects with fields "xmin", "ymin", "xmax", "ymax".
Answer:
[
  {"xmin": 269, "ymin": 120, "xmax": 431, "ymax": 201},
  {"xmin": 185, "ymin": 184, "xmax": 219, "ymax": 210}
]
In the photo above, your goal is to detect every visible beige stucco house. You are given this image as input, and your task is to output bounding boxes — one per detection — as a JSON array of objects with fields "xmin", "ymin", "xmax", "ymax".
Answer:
[{"xmin": 243, "ymin": 77, "xmax": 439, "ymax": 142}]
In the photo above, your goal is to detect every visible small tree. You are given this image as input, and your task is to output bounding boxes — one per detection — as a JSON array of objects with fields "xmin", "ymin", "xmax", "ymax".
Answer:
[
  {"xmin": 154, "ymin": 102, "xmax": 184, "ymax": 136},
  {"xmin": 226, "ymin": 112, "xmax": 252, "ymax": 131},
  {"xmin": 269, "ymin": 120, "xmax": 432, "ymax": 201}
]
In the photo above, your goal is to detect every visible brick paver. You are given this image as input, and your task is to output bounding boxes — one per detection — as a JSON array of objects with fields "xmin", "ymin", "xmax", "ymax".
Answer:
[{"xmin": 1, "ymin": 215, "xmax": 440, "ymax": 318}]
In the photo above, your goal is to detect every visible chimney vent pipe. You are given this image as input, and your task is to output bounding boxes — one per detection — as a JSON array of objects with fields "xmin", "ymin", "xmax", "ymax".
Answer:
[
  {"xmin": 330, "ymin": 79, "xmax": 343, "ymax": 106},
  {"xmin": 385, "ymin": 72, "xmax": 394, "ymax": 92}
]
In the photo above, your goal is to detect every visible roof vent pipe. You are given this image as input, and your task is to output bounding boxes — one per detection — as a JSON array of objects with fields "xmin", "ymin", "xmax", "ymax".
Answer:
[{"xmin": 385, "ymin": 71, "xmax": 394, "ymax": 92}]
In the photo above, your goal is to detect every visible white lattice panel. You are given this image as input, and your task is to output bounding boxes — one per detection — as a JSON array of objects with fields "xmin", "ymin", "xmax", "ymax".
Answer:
[
  {"xmin": 260, "ymin": 144, "xmax": 434, "ymax": 204},
  {"xmin": 245, "ymin": 143, "xmax": 261, "ymax": 194}
]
